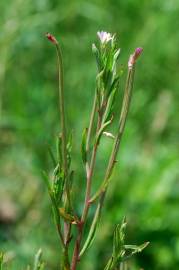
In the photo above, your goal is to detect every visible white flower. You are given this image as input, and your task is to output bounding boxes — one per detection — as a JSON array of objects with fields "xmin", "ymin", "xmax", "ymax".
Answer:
[{"xmin": 97, "ymin": 31, "xmax": 113, "ymax": 44}]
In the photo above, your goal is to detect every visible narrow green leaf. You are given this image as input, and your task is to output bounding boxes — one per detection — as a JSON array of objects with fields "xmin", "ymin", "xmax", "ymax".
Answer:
[
  {"xmin": 96, "ymin": 69, "xmax": 105, "ymax": 109},
  {"xmin": 113, "ymin": 49, "xmax": 121, "ymax": 64},
  {"xmin": 56, "ymin": 134, "xmax": 62, "ymax": 166},
  {"xmin": 53, "ymin": 172, "xmax": 64, "ymax": 204},
  {"xmin": 112, "ymin": 218, "xmax": 127, "ymax": 260},
  {"xmin": 103, "ymin": 87, "xmax": 117, "ymax": 123},
  {"xmin": 42, "ymin": 172, "xmax": 61, "ymax": 228},
  {"xmin": 92, "ymin": 43, "xmax": 103, "ymax": 71},
  {"xmin": 81, "ymin": 128, "xmax": 88, "ymax": 164},
  {"xmin": 112, "ymin": 48, "xmax": 121, "ymax": 74},
  {"xmin": 104, "ymin": 70, "xmax": 113, "ymax": 95},
  {"xmin": 124, "ymin": 244, "xmax": 139, "ymax": 250},
  {"xmin": 104, "ymin": 257, "xmax": 114, "ymax": 270},
  {"xmin": 95, "ymin": 118, "xmax": 113, "ymax": 145},
  {"xmin": 33, "ymin": 249, "xmax": 44, "ymax": 270},
  {"xmin": 119, "ymin": 217, "xmax": 127, "ymax": 245},
  {"xmin": 124, "ymin": 242, "xmax": 150, "ymax": 253},
  {"xmin": 79, "ymin": 205, "xmax": 100, "ymax": 257},
  {"xmin": 113, "ymin": 224, "xmax": 121, "ymax": 257},
  {"xmin": 122, "ymin": 242, "xmax": 149, "ymax": 262},
  {"xmin": 67, "ymin": 132, "xmax": 73, "ymax": 169},
  {"xmin": 137, "ymin": 241, "xmax": 150, "ymax": 252}
]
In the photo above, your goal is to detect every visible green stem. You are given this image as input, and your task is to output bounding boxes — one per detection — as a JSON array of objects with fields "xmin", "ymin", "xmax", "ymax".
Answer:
[
  {"xmin": 55, "ymin": 42, "xmax": 71, "ymax": 269},
  {"xmin": 88, "ymin": 65, "xmax": 135, "ymax": 250},
  {"xmin": 90, "ymin": 66, "xmax": 135, "ymax": 203},
  {"xmin": 85, "ymin": 92, "xmax": 97, "ymax": 177},
  {"xmin": 55, "ymin": 44, "xmax": 70, "ymax": 207},
  {"xmin": 61, "ymin": 247, "xmax": 70, "ymax": 270},
  {"xmin": 86, "ymin": 92, "xmax": 97, "ymax": 153},
  {"xmin": 71, "ymin": 95, "xmax": 102, "ymax": 270}
]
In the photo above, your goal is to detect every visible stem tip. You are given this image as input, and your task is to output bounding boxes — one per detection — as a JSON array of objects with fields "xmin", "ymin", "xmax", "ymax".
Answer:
[{"xmin": 46, "ymin": 32, "xmax": 58, "ymax": 45}]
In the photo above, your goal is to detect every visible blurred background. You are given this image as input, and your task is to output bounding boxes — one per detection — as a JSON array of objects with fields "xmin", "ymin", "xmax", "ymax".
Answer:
[{"xmin": 0, "ymin": 0, "xmax": 179, "ymax": 269}]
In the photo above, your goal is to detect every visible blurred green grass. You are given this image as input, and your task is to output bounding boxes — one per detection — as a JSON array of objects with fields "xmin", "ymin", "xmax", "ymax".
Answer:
[{"xmin": 0, "ymin": 0, "xmax": 179, "ymax": 269}]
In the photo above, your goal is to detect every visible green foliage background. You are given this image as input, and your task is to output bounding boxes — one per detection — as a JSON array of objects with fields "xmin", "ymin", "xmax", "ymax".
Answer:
[{"xmin": 0, "ymin": 0, "xmax": 179, "ymax": 269}]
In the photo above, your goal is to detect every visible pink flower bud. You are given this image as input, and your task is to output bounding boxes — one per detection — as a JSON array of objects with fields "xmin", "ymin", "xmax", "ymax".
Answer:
[
  {"xmin": 134, "ymin": 47, "xmax": 143, "ymax": 60},
  {"xmin": 128, "ymin": 47, "xmax": 143, "ymax": 69},
  {"xmin": 46, "ymin": 33, "xmax": 58, "ymax": 45}
]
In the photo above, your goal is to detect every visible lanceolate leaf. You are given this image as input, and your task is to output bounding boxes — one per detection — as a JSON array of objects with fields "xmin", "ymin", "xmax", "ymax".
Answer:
[
  {"xmin": 53, "ymin": 171, "xmax": 64, "ymax": 204},
  {"xmin": 112, "ymin": 218, "xmax": 127, "ymax": 260},
  {"xmin": 96, "ymin": 117, "xmax": 113, "ymax": 145},
  {"xmin": 81, "ymin": 128, "xmax": 88, "ymax": 164},
  {"xmin": 79, "ymin": 205, "xmax": 101, "ymax": 257},
  {"xmin": 104, "ymin": 257, "xmax": 114, "ymax": 270},
  {"xmin": 66, "ymin": 132, "xmax": 73, "ymax": 169},
  {"xmin": 92, "ymin": 43, "xmax": 103, "ymax": 71},
  {"xmin": 103, "ymin": 69, "xmax": 113, "ymax": 95},
  {"xmin": 122, "ymin": 242, "xmax": 150, "ymax": 262},
  {"xmin": 42, "ymin": 172, "xmax": 61, "ymax": 226},
  {"xmin": 57, "ymin": 134, "xmax": 62, "ymax": 168},
  {"xmin": 124, "ymin": 242, "xmax": 150, "ymax": 253},
  {"xmin": 113, "ymin": 49, "xmax": 121, "ymax": 66},
  {"xmin": 103, "ymin": 219, "xmax": 149, "ymax": 270},
  {"xmin": 119, "ymin": 217, "xmax": 127, "ymax": 245},
  {"xmin": 103, "ymin": 87, "xmax": 117, "ymax": 123},
  {"xmin": 113, "ymin": 224, "xmax": 121, "ymax": 257},
  {"xmin": 33, "ymin": 249, "xmax": 44, "ymax": 270}
]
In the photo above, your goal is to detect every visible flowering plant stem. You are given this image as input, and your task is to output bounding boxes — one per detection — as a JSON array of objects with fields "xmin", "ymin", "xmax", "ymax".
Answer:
[
  {"xmin": 71, "ymin": 55, "xmax": 134, "ymax": 270},
  {"xmin": 71, "ymin": 54, "xmax": 137, "ymax": 269},
  {"xmin": 87, "ymin": 66, "xmax": 135, "ymax": 254},
  {"xmin": 90, "ymin": 65, "xmax": 135, "ymax": 203},
  {"xmin": 46, "ymin": 33, "xmax": 71, "ymax": 269},
  {"xmin": 56, "ymin": 43, "xmax": 72, "ymax": 270},
  {"xmin": 71, "ymin": 92, "xmax": 101, "ymax": 270},
  {"xmin": 45, "ymin": 32, "xmax": 145, "ymax": 270}
]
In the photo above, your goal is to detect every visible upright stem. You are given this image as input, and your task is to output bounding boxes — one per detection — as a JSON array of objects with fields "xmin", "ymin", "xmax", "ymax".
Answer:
[
  {"xmin": 89, "ymin": 64, "xmax": 135, "ymax": 242},
  {"xmin": 86, "ymin": 92, "xmax": 97, "ymax": 152},
  {"xmin": 85, "ymin": 92, "xmax": 97, "ymax": 178},
  {"xmin": 55, "ymin": 44, "xmax": 69, "ymax": 204},
  {"xmin": 71, "ymin": 148, "xmax": 99, "ymax": 270},
  {"xmin": 71, "ymin": 96, "xmax": 102, "ymax": 270},
  {"xmin": 104, "ymin": 66, "xmax": 135, "ymax": 181},
  {"xmin": 55, "ymin": 43, "xmax": 71, "ymax": 270}
]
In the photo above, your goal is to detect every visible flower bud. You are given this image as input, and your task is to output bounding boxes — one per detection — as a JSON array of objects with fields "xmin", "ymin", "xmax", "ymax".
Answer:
[
  {"xmin": 46, "ymin": 33, "xmax": 58, "ymax": 45},
  {"xmin": 128, "ymin": 47, "xmax": 143, "ymax": 69},
  {"xmin": 134, "ymin": 47, "xmax": 143, "ymax": 60}
]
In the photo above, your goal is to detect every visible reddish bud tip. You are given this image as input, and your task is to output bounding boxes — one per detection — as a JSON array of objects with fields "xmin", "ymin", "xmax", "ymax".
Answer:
[
  {"xmin": 45, "ymin": 33, "xmax": 58, "ymax": 45},
  {"xmin": 128, "ymin": 47, "xmax": 143, "ymax": 69},
  {"xmin": 134, "ymin": 47, "xmax": 143, "ymax": 60}
]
